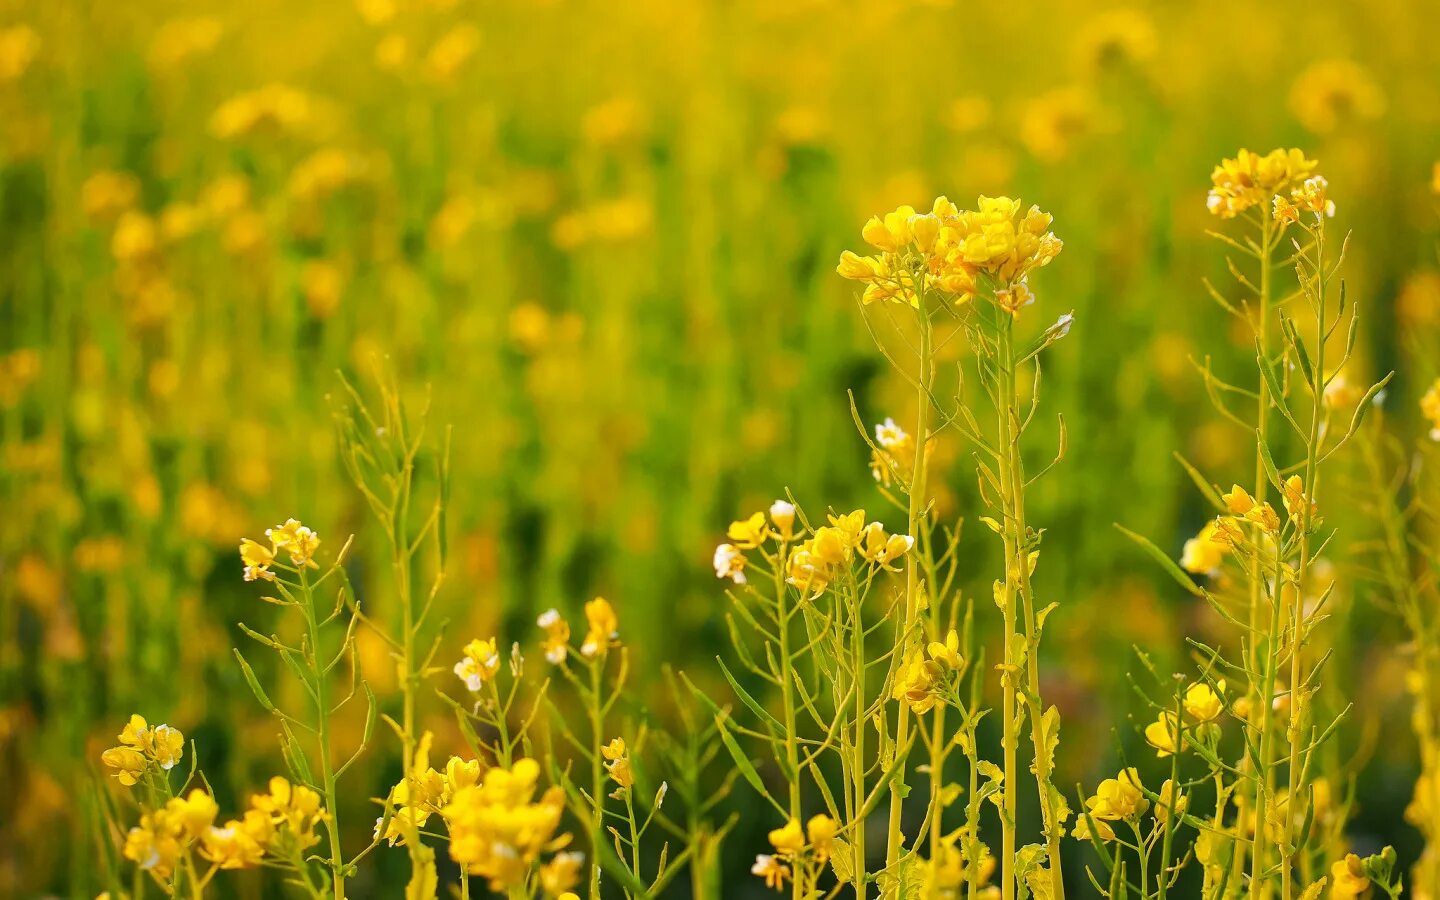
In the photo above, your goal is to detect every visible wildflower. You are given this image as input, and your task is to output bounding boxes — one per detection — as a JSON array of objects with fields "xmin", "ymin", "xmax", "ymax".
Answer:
[
  {"xmin": 1222, "ymin": 485, "xmax": 1256, "ymax": 515},
  {"xmin": 81, "ymin": 170, "xmax": 141, "ymax": 224},
  {"xmin": 871, "ymin": 417, "xmax": 916, "ymax": 484},
  {"xmin": 0, "ymin": 25, "xmax": 41, "ymax": 83},
  {"xmin": 239, "ymin": 538, "xmax": 275, "ymax": 582},
  {"xmin": 768, "ymin": 817, "xmax": 805, "ymax": 856},
  {"xmin": 537, "ymin": 609, "xmax": 571, "ymax": 664},
  {"xmin": 1291, "ymin": 176, "xmax": 1336, "ymax": 219},
  {"xmin": 876, "ymin": 417, "xmax": 910, "ymax": 449},
  {"xmin": 200, "ymin": 815, "xmax": 267, "ymax": 869},
  {"xmin": 123, "ymin": 811, "xmax": 183, "ymax": 878},
  {"xmin": 1071, "ymin": 813, "xmax": 1115, "ymax": 842},
  {"xmin": 1184, "ymin": 680, "xmax": 1226, "ymax": 722},
  {"xmin": 1329, "ymin": 853, "xmax": 1371, "ymax": 898},
  {"xmin": 1243, "ymin": 502, "xmax": 1281, "ymax": 533},
  {"xmin": 893, "ymin": 649, "xmax": 941, "ymax": 714},
  {"xmin": 443, "ymin": 759, "xmax": 567, "ymax": 891},
  {"xmin": 251, "ymin": 776, "xmax": 327, "ymax": 851},
  {"xmin": 210, "ymin": 83, "xmax": 314, "ymax": 140},
  {"xmin": 928, "ymin": 628, "xmax": 963, "ymax": 670},
  {"xmin": 769, "ymin": 499, "xmax": 797, "ymax": 540},
  {"xmin": 1085, "ymin": 768, "xmax": 1148, "ymax": 820},
  {"xmin": 1180, "ymin": 521, "xmax": 1228, "ymax": 574},
  {"xmin": 101, "ymin": 747, "xmax": 148, "ymax": 786},
  {"xmin": 170, "ymin": 789, "xmax": 219, "ymax": 840},
  {"xmin": 454, "ymin": 638, "xmax": 501, "ymax": 691},
  {"xmin": 726, "ymin": 512, "xmax": 770, "ymax": 549},
  {"xmin": 602, "ymin": 738, "xmax": 633, "ymax": 790},
  {"xmin": 1282, "ymin": 475, "xmax": 1317, "ymax": 525},
  {"xmin": 1206, "ymin": 148, "xmax": 1317, "ymax": 218},
  {"xmin": 807, "ymin": 814, "xmax": 837, "ymax": 863},
  {"xmin": 1290, "ymin": 60, "xmax": 1385, "ymax": 135},
  {"xmin": 859, "ymin": 522, "xmax": 915, "ymax": 569},
  {"xmin": 579, "ymin": 596, "xmax": 618, "ymax": 658},
  {"xmin": 538, "ymin": 851, "xmax": 585, "ymax": 896},
  {"xmin": 1155, "ymin": 779, "xmax": 1188, "ymax": 823},
  {"xmin": 266, "ymin": 518, "xmax": 320, "ymax": 568},
  {"xmin": 712, "ymin": 542, "xmax": 747, "ymax": 584},
  {"xmin": 752, "ymin": 853, "xmax": 790, "ymax": 891},
  {"xmin": 1421, "ymin": 378, "xmax": 1440, "ymax": 440},
  {"xmin": 1144, "ymin": 711, "xmax": 1184, "ymax": 757}
]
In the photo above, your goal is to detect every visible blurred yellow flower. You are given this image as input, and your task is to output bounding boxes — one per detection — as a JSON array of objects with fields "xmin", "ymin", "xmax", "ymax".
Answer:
[{"xmin": 1290, "ymin": 60, "xmax": 1385, "ymax": 135}]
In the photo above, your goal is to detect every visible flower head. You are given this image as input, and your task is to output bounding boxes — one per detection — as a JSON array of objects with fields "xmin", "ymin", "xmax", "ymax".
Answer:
[
  {"xmin": 713, "ymin": 542, "xmax": 747, "ymax": 584},
  {"xmin": 454, "ymin": 638, "xmax": 502, "ymax": 691},
  {"xmin": 537, "ymin": 609, "xmax": 571, "ymax": 664},
  {"xmin": 580, "ymin": 597, "xmax": 618, "ymax": 658}
]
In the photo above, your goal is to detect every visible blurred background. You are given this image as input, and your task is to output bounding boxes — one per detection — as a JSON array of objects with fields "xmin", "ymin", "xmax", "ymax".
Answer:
[{"xmin": 2, "ymin": 0, "xmax": 1439, "ymax": 895}]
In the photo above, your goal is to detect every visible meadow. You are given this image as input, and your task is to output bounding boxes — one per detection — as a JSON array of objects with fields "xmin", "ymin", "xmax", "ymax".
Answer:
[{"xmin": 2, "ymin": 0, "xmax": 1440, "ymax": 897}]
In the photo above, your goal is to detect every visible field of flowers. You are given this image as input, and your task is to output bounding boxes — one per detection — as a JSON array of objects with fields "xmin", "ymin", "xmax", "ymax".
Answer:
[{"xmin": 3, "ymin": 0, "xmax": 1440, "ymax": 898}]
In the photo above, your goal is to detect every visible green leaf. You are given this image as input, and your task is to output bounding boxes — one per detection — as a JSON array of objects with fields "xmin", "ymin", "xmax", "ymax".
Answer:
[
  {"xmin": 234, "ymin": 648, "xmax": 275, "ymax": 711},
  {"xmin": 717, "ymin": 659, "xmax": 784, "ymax": 733},
  {"xmin": 1113, "ymin": 524, "xmax": 1205, "ymax": 598}
]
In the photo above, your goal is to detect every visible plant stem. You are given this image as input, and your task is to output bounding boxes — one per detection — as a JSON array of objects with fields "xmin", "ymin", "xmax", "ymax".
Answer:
[
  {"xmin": 301, "ymin": 569, "xmax": 345, "ymax": 900},
  {"xmin": 887, "ymin": 283, "xmax": 933, "ymax": 869},
  {"xmin": 589, "ymin": 659, "xmax": 606, "ymax": 900}
]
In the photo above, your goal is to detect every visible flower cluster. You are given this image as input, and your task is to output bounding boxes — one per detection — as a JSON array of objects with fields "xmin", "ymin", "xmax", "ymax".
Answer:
[
  {"xmin": 377, "ymin": 750, "xmax": 482, "ymax": 846},
  {"xmin": 442, "ymin": 758, "xmax": 573, "ymax": 892},
  {"xmin": 922, "ymin": 840, "xmax": 1000, "ymax": 899},
  {"xmin": 752, "ymin": 814, "xmax": 837, "ymax": 891},
  {"xmin": 1272, "ymin": 175, "xmax": 1336, "ymax": 225},
  {"xmin": 121, "ymin": 789, "xmax": 219, "ymax": 878},
  {"xmin": 892, "ymin": 628, "xmax": 964, "ymax": 714},
  {"xmin": 534, "ymin": 597, "xmax": 620, "ymax": 665},
  {"xmin": 238, "ymin": 517, "xmax": 321, "ymax": 581},
  {"xmin": 602, "ymin": 737, "xmax": 634, "ymax": 794},
  {"xmin": 101, "ymin": 714, "xmax": 184, "ymax": 786},
  {"xmin": 1205, "ymin": 148, "xmax": 1318, "ymax": 218},
  {"xmin": 1144, "ymin": 680, "xmax": 1225, "ymax": 756},
  {"xmin": 837, "ymin": 195, "xmax": 1062, "ymax": 313},
  {"xmin": 1073, "ymin": 768, "xmax": 1148, "ymax": 842}
]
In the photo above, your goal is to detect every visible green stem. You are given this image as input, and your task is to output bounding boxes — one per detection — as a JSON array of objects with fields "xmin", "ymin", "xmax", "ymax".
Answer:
[
  {"xmin": 589, "ymin": 660, "xmax": 606, "ymax": 900},
  {"xmin": 887, "ymin": 282, "xmax": 933, "ymax": 868},
  {"xmin": 301, "ymin": 570, "xmax": 345, "ymax": 900}
]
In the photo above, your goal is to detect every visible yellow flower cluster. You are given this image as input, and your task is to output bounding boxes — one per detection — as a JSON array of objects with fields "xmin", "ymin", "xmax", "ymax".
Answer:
[
  {"xmin": 210, "ymin": 83, "xmax": 315, "ymax": 140},
  {"xmin": 753, "ymin": 815, "xmax": 837, "ymax": 891},
  {"xmin": 923, "ymin": 840, "xmax": 999, "ymax": 899},
  {"xmin": 1074, "ymin": 768, "xmax": 1148, "ymax": 841},
  {"xmin": 377, "ymin": 751, "xmax": 482, "ymax": 846},
  {"xmin": 534, "ymin": 597, "xmax": 619, "ymax": 665},
  {"xmin": 238, "ymin": 517, "xmax": 321, "ymax": 581},
  {"xmin": 1144, "ymin": 680, "xmax": 1225, "ymax": 756},
  {"xmin": 869, "ymin": 417, "xmax": 917, "ymax": 486},
  {"xmin": 101, "ymin": 714, "xmax": 184, "ymax": 786},
  {"xmin": 893, "ymin": 628, "xmax": 964, "ymax": 713},
  {"xmin": 1272, "ymin": 175, "xmax": 1336, "ymax": 225},
  {"xmin": 122, "ymin": 789, "xmax": 218, "ymax": 878},
  {"xmin": 716, "ymin": 507, "xmax": 915, "ymax": 596},
  {"xmin": 836, "ymin": 195, "xmax": 1062, "ymax": 313},
  {"xmin": 1206, "ymin": 148, "xmax": 1318, "ymax": 218},
  {"xmin": 442, "ymin": 758, "xmax": 572, "ymax": 892},
  {"xmin": 602, "ymin": 737, "xmax": 634, "ymax": 793}
]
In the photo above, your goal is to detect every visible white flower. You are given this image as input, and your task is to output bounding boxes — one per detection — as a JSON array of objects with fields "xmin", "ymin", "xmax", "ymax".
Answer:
[
  {"xmin": 875, "ymin": 417, "xmax": 909, "ymax": 448},
  {"xmin": 713, "ymin": 543, "xmax": 746, "ymax": 584},
  {"xmin": 537, "ymin": 608, "xmax": 561, "ymax": 628}
]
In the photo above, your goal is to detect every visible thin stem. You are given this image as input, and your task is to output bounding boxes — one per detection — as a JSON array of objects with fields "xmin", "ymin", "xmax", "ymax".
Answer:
[{"xmin": 301, "ymin": 568, "xmax": 346, "ymax": 900}]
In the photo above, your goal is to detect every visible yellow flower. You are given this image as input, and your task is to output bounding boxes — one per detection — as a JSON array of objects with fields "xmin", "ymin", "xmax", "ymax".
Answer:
[
  {"xmin": 859, "ymin": 522, "xmax": 915, "ymax": 569},
  {"xmin": 251, "ymin": 776, "xmax": 327, "ymax": 851},
  {"xmin": 893, "ymin": 649, "xmax": 941, "ymax": 714},
  {"xmin": 726, "ymin": 512, "xmax": 770, "ymax": 549},
  {"xmin": 123, "ymin": 811, "xmax": 183, "ymax": 879},
  {"xmin": 239, "ymin": 538, "xmax": 275, "ymax": 582},
  {"xmin": 806, "ymin": 814, "xmax": 837, "ymax": 863},
  {"xmin": 1282, "ymin": 475, "xmax": 1318, "ymax": 525},
  {"xmin": 200, "ymin": 817, "xmax": 266, "ymax": 869},
  {"xmin": 538, "ymin": 851, "xmax": 585, "ymax": 897},
  {"xmin": 580, "ymin": 596, "xmax": 618, "ymax": 658},
  {"xmin": 1222, "ymin": 485, "xmax": 1256, "ymax": 515},
  {"xmin": 1424, "ymin": 378, "xmax": 1440, "ymax": 440},
  {"xmin": 769, "ymin": 500, "xmax": 797, "ymax": 540},
  {"xmin": 1071, "ymin": 813, "xmax": 1115, "ymax": 842},
  {"xmin": 1180, "ymin": 522, "xmax": 1228, "ymax": 574},
  {"xmin": 752, "ymin": 853, "xmax": 790, "ymax": 891},
  {"xmin": 1290, "ymin": 60, "xmax": 1385, "ymax": 135},
  {"xmin": 266, "ymin": 518, "xmax": 321, "ymax": 568},
  {"xmin": 713, "ymin": 543, "xmax": 747, "ymax": 584},
  {"xmin": 1206, "ymin": 148, "xmax": 1318, "ymax": 218},
  {"xmin": 169, "ymin": 789, "xmax": 219, "ymax": 841},
  {"xmin": 1154, "ymin": 779, "xmax": 1188, "ymax": 823},
  {"xmin": 0, "ymin": 25, "xmax": 41, "ymax": 83},
  {"xmin": 1184, "ymin": 680, "xmax": 1226, "ymax": 722},
  {"xmin": 1244, "ymin": 502, "xmax": 1281, "ymax": 533},
  {"xmin": 1086, "ymin": 768, "xmax": 1148, "ymax": 820},
  {"xmin": 454, "ymin": 638, "xmax": 502, "ymax": 691},
  {"xmin": 602, "ymin": 738, "xmax": 633, "ymax": 789},
  {"xmin": 1144, "ymin": 711, "xmax": 1184, "ymax": 757},
  {"xmin": 101, "ymin": 746, "xmax": 148, "ymax": 786},
  {"xmin": 767, "ymin": 818, "xmax": 805, "ymax": 856},
  {"xmin": 928, "ymin": 628, "xmax": 963, "ymax": 670},
  {"xmin": 537, "ymin": 609, "xmax": 571, "ymax": 664},
  {"xmin": 1329, "ymin": 853, "xmax": 1371, "ymax": 898},
  {"xmin": 443, "ymin": 759, "xmax": 567, "ymax": 891}
]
